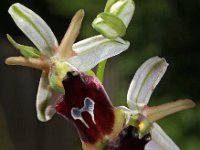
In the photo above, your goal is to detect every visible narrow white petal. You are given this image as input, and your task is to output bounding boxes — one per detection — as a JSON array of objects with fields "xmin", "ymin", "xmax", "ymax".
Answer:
[
  {"xmin": 36, "ymin": 72, "xmax": 61, "ymax": 122},
  {"xmin": 8, "ymin": 3, "xmax": 58, "ymax": 56},
  {"xmin": 68, "ymin": 35, "xmax": 130, "ymax": 71},
  {"xmin": 145, "ymin": 123, "xmax": 180, "ymax": 150},
  {"xmin": 127, "ymin": 56, "xmax": 168, "ymax": 111}
]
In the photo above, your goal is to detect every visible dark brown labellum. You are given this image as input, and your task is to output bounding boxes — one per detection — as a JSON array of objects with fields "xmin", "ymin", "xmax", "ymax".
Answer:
[
  {"xmin": 104, "ymin": 126, "xmax": 151, "ymax": 150},
  {"xmin": 56, "ymin": 71, "xmax": 115, "ymax": 144}
]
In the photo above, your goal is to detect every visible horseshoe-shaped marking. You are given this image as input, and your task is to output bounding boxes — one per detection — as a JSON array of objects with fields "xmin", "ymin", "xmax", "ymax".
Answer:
[{"xmin": 71, "ymin": 97, "xmax": 96, "ymax": 128}]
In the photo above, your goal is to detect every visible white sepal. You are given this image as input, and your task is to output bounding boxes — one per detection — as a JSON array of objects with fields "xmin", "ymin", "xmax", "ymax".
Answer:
[
  {"xmin": 127, "ymin": 56, "xmax": 168, "ymax": 111},
  {"xmin": 145, "ymin": 123, "xmax": 180, "ymax": 150},
  {"xmin": 8, "ymin": 3, "xmax": 58, "ymax": 56},
  {"xmin": 68, "ymin": 35, "xmax": 130, "ymax": 71},
  {"xmin": 36, "ymin": 72, "xmax": 61, "ymax": 122}
]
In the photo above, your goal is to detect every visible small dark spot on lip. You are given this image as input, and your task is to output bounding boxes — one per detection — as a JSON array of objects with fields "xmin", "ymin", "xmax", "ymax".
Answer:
[
  {"xmin": 63, "ymin": 71, "xmax": 79, "ymax": 81},
  {"xmin": 67, "ymin": 71, "xmax": 76, "ymax": 78}
]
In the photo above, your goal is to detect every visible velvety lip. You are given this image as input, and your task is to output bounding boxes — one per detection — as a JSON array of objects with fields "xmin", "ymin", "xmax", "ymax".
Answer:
[{"xmin": 56, "ymin": 71, "xmax": 115, "ymax": 144}]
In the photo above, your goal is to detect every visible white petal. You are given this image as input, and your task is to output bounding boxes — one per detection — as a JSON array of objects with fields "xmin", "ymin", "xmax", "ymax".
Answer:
[
  {"xmin": 68, "ymin": 35, "xmax": 130, "ymax": 71},
  {"xmin": 127, "ymin": 56, "xmax": 168, "ymax": 111},
  {"xmin": 145, "ymin": 123, "xmax": 180, "ymax": 150},
  {"xmin": 8, "ymin": 3, "xmax": 58, "ymax": 56},
  {"xmin": 36, "ymin": 72, "xmax": 62, "ymax": 122}
]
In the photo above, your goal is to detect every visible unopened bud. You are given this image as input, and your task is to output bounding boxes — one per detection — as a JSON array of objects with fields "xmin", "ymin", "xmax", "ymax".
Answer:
[
  {"xmin": 92, "ymin": 12, "xmax": 126, "ymax": 39},
  {"xmin": 92, "ymin": 0, "xmax": 135, "ymax": 39},
  {"xmin": 104, "ymin": 0, "xmax": 135, "ymax": 27}
]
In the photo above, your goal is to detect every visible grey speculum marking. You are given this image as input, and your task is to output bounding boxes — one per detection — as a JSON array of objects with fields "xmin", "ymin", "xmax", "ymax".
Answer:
[{"xmin": 71, "ymin": 97, "xmax": 96, "ymax": 128}]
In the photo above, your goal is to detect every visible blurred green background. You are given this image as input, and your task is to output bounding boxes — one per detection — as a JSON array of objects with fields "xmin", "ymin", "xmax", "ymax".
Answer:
[{"xmin": 0, "ymin": 0, "xmax": 199, "ymax": 149}]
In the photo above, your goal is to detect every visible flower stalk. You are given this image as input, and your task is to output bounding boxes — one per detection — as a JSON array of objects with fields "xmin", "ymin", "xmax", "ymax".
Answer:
[{"xmin": 96, "ymin": 59, "xmax": 107, "ymax": 82}]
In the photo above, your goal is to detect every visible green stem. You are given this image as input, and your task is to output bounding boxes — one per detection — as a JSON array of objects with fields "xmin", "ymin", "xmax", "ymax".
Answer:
[{"xmin": 96, "ymin": 59, "xmax": 107, "ymax": 83}]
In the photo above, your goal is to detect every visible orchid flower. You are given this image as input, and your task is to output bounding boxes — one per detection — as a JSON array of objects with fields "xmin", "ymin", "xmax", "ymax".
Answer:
[
  {"xmin": 107, "ymin": 56, "xmax": 195, "ymax": 150},
  {"xmin": 5, "ymin": 3, "xmax": 130, "ymax": 122},
  {"xmin": 55, "ymin": 56, "xmax": 195, "ymax": 150},
  {"xmin": 4, "ymin": 2, "xmax": 196, "ymax": 150}
]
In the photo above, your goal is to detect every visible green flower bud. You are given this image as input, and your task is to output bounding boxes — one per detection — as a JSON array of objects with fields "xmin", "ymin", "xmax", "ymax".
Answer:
[
  {"xmin": 92, "ymin": 12, "xmax": 126, "ymax": 39},
  {"xmin": 105, "ymin": 0, "xmax": 135, "ymax": 27},
  {"xmin": 92, "ymin": 0, "xmax": 135, "ymax": 39}
]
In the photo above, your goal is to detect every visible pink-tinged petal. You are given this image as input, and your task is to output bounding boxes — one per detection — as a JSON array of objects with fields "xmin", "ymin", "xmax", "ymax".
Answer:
[
  {"xmin": 56, "ymin": 71, "xmax": 115, "ymax": 144},
  {"xmin": 8, "ymin": 3, "xmax": 58, "ymax": 56},
  {"xmin": 127, "ymin": 57, "xmax": 168, "ymax": 111},
  {"xmin": 146, "ymin": 123, "xmax": 180, "ymax": 150},
  {"xmin": 68, "ymin": 35, "xmax": 130, "ymax": 72},
  {"xmin": 36, "ymin": 72, "xmax": 62, "ymax": 122}
]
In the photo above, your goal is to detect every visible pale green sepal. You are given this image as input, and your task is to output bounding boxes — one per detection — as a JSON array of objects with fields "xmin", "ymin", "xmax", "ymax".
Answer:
[
  {"xmin": 145, "ymin": 123, "xmax": 180, "ymax": 150},
  {"xmin": 85, "ymin": 70, "xmax": 96, "ymax": 76},
  {"xmin": 36, "ymin": 72, "xmax": 61, "ymax": 122},
  {"xmin": 48, "ymin": 71, "xmax": 65, "ymax": 94},
  {"xmin": 104, "ymin": 0, "xmax": 119, "ymax": 12},
  {"xmin": 7, "ymin": 34, "xmax": 41, "ymax": 58},
  {"xmin": 8, "ymin": 3, "xmax": 58, "ymax": 56},
  {"xmin": 92, "ymin": 12, "xmax": 126, "ymax": 39},
  {"xmin": 68, "ymin": 35, "xmax": 130, "ymax": 72},
  {"xmin": 127, "ymin": 113, "xmax": 139, "ymax": 127},
  {"xmin": 127, "ymin": 57, "xmax": 168, "ymax": 111},
  {"xmin": 138, "ymin": 119, "xmax": 151, "ymax": 139},
  {"xmin": 48, "ymin": 58, "xmax": 73, "ymax": 94},
  {"xmin": 105, "ymin": 0, "xmax": 135, "ymax": 27}
]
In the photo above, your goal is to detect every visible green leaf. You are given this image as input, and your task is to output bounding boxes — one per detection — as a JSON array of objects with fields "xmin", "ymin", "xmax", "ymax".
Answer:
[
  {"xmin": 92, "ymin": 12, "xmax": 126, "ymax": 39},
  {"xmin": 96, "ymin": 59, "xmax": 107, "ymax": 83},
  {"xmin": 7, "ymin": 34, "xmax": 41, "ymax": 58}
]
